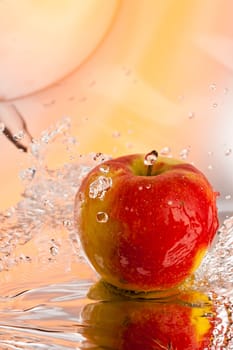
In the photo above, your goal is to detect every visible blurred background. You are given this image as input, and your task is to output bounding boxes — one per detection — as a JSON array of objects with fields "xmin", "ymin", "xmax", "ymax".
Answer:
[{"xmin": 0, "ymin": 0, "xmax": 232, "ymax": 213}]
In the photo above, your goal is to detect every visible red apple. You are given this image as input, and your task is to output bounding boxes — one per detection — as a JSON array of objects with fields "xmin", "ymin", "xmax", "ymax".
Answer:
[
  {"xmin": 74, "ymin": 151, "xmax": 219, "ymax": 292},
  {"xmin": 81, "ymin": 289, "xmax": 215, "ymax": 350}
]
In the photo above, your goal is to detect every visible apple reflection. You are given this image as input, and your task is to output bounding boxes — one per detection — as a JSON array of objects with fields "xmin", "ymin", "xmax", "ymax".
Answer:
[{"xmin": 81, "ymin": 287, "xmax": 215, "ymax": 350}]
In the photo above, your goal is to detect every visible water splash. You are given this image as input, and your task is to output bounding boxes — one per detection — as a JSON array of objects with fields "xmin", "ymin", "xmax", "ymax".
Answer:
[
  {"xmin": 195, "ymin": 216, "xmax": 233, "ymax": 297},
  {"xmin": 0, "ymin": 119, "xmax": 110, "ymax": 286},
  {"xmin": 225, "ymin": 148, "xmax": 232, "ymax": 156},
  {"xmin": 0, "ymin": 119, "xmax": 233, "ymax": 348},
  {"xmin": 89, "ymin": 176, "xmax": 112, "ymax": 200}
]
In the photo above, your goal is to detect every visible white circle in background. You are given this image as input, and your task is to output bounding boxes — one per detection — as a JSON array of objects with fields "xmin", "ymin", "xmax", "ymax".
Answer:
[{"xmin": 0, "ymin": 0, "xmax": 119, "ymax": 101}]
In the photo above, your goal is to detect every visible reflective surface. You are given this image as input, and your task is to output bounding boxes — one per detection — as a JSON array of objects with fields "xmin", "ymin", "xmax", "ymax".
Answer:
[{"xmin": 0, "ymin": 122, "xmax": 232, "ymax": 349}]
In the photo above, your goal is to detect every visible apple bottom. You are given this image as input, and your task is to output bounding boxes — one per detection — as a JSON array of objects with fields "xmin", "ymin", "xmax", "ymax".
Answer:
[
  {"xmin": 81, "ymin": 291, "xmax": 215, "ymax": 350},
  {"xmin": 81, "ymin": 215, "xmax": 209, "ymax": 292}
]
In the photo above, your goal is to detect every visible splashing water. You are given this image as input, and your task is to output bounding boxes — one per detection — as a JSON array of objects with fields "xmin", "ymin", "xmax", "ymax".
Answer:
[
  {"xmin": 0, "ymin": 119, "xmax": 232, "ymax": 348},
  {"xmin": 89, "ymin": 176, "xmax": 112, "ymax": 200}
]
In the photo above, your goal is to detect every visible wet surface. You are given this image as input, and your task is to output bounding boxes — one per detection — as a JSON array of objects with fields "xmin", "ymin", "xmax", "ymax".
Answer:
[{"xmin": 0, "ymin": 120, "xmax": 232, "ymax": 349}]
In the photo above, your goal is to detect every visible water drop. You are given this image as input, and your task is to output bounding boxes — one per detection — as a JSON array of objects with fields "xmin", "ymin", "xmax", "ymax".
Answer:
[
  {"xmin": 50, "ymin": 245, "xmax": 59, "ymax": 256},
  {"xmin": 93, "ymin": 152, "xmax": 106, "ymax": 162},
  {"xmin": 19, "ymin": 167, "xmax": 36, "ymax": 181},
  {"xmin": 124, "ymin": 68, "xmax": 132, "ymax": 76},
  {"xmin": 13, "ymin": 130, "xmax": 24, "ymax": 141},
  {"xmin": 136, "ymin": 267, "xmax": 150, "ymax": 276},
  {"xmin": 168, "ymin": 200, "xmax": 173, "ymax": 206},
  {"xmin": 126, "ymin": 142, "xmax": 133, "ymax": 149},
  {"xmin": 179, "ymin": 147, "xmax": 190, "ymax": 160},
  {"xmin": 77, "ymin": 191, "xmax": 85, "ymax": 203},
  {"xmin": 112, "ymin": 131, "xmax": 121, "ymax": 138},
  {"xmin": 225, "ymin": 195, "xmax": 231, "ymax": 200},
  {"xmin": 89, "ymin": 80, "xmax": 96, "ymax": 87},
  {"xmin": 94, "ymin": 254, "xmax": 104, "ymax": 268},
  {"xmin": 89, "ymin": 176, "xmax": 112, "ymax": 199},
  {"xmin": 138, "ymin": 186, "xmax": 143, "ymax": 191},
  {"xmin": 188, "ymin": 111, "xmax": 195, "ymax": 119},
  {"xmin": 146, "ymin": 184, "xmax": 152, "ymax": 190},
  {"xmin": 0, "ymin": 122, "xmax": 5, "ymax": 133},
  {"xmin": 144, "ymin": 150, "xmax": 158, "ymax": 166},
  {"xmin": 43, "ymin": 199, "xmax": 54, "ymax": 208},
  {"xmin": 63, "ymin": 219, "xmax": 72, "ymax": 227},
  {"xmin": 120, "ymin": 256, "xmax": 129, "ymax": 267},
  {"xmin": 225, "ymin": 148, "xmax": 232, "ymax": 156},
  {"xmin": 96, "ymin": 211, "xmax": 109, "ymax": 223},
  {"xmin": 208, "ymin": 164, "xmax": 213, "ymax": 170},
  {"xmin": 209, "ymin": 83, "xmax": 216, "ymax": 91},
  {"xmin": 160, "ymin": 147, "xmax": 172, "ymax": 157},
  {"xmin": 212, "ymin": 102, "xmax": 218, "ymax": 108},
  {"xmin": 99, "ymin": 165, "xmax": 109, "ymax": 173}
]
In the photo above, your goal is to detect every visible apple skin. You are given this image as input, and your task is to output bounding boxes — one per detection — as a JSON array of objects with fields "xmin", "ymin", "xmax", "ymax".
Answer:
[
  {"xmin": 81, "ymin": 291, "xmax": 215, "ymax": 350},
  {"xmin": 74, "ymin": 153, "xmax": 219, "ymax": 292}
]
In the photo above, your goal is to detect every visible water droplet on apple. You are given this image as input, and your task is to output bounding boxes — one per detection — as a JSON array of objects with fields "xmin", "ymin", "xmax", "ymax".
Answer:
[
  {"xmin": 94, "ymin": 254, "xmax": 104, "ymax": 268},
  {"xmin": 144, "ymin": 150, "xmax": 158, "ymax": 166},
  {"xmin": 179, "ymin": 147, "xmax": 190, "ymax": 160},
  {"xmin": 136, "ymin": 267, "xmax": 150, "ymax": 276},
  {"xmin": 212, "ymin": 102, "xmax": 218, "ymax": 108},
  {"xmin": 159, "ymin": 147, "xmax": 171, "ymax": 156},
  {"xmin": 167, "ymin": 200, "xmax": 173, "ymax": 206},
  {"xmin": 138, "ymin": 186, "xmax": 143, "ymax": 191},
  {"xmin": 146, "ymin": 184, "xmax": 152, "ymax": 190},
  {"xmin": 89, "ymin": 176, "xmax": 112, "ymax": 199},
  {"xmin": 120, "ymin": 256, "xmax": 129, "ymax": 267},
  {"xmin": 225, "ymin": 195, "xmax": 231, "ymax": 200},
  {"xmin": 96, "ymin": 211, "xmax": 109, "ymax": 223},
  {"xmin": 0, "ymin": 122, "xmax": 5, "ymax": 134},
  {"xmin": 225, "ymin": 148, "xmax": 232, "ymax": 156},
  {"xmin": 99, "ymin": 165, "xmax": 110, "ymax": 173}
]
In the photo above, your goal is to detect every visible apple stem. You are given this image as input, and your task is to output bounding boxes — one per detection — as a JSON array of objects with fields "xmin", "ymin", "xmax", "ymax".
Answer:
[
  {"xmin": 144, "ymin": 150, "xmax": 158, "ymax": 176},
  {"xmin": 147, "ymin": 164, "xmax": 153, "ymax": 176}
]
